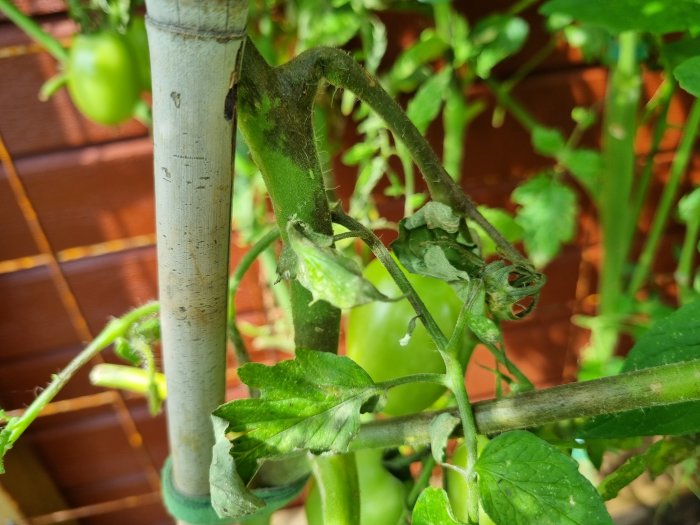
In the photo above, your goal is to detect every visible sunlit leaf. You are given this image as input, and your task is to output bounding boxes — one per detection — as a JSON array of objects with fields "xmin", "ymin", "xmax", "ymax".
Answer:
[{"xmin": 213, "ymin": 349, "xmax": 383, "ymax": 483}]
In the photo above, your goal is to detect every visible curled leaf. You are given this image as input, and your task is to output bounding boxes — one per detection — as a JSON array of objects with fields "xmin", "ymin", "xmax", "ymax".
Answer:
[{"xmin": 286, "ymin": 219, "xmax": 394, "ymax": 308}]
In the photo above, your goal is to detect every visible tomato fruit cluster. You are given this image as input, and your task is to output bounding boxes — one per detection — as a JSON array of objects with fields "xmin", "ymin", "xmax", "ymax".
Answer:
[
  {"xmin": 346, "ymin": 256, "xmax": 466, "ymax": 416},
  {"xmin": 66, "ymin": 17, "xmax": 150, "ymax": 125}
]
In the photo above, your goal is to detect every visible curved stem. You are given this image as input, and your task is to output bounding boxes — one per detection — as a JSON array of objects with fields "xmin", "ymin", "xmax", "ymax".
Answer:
[
  {"xmin": 307, "ymin": 46, "xmax": 529, "ymax": 267},
  {"xmin": 0, "ymin": 302, "xmax": 159, "ymax": 462},
  {"xmin": 0, "ymin": 0, "xmax": 68, "ymax": 62}
]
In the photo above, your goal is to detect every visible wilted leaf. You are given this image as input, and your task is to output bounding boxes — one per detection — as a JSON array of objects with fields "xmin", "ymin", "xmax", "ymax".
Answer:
[
  {"xmin": 286, "ymin": 219, "xmax": 393, "ymax": 308},
  {"xmin": 210, "ymin": 415, "xmax": 265, "ymax": 518},
  {"xmin": 430, "ymin": 413, "xmax": 461, "ymax": 462},
  {"xmin": 392, "ymin": 202, "xmax": 483, "ymax": 284},
  {"xmin": 213, "ymin": 349, "xmax": 382, "ymax": 483},
  {"xmin": 476, "ymin": 431, "xmax": 613, "ymax": 525}
]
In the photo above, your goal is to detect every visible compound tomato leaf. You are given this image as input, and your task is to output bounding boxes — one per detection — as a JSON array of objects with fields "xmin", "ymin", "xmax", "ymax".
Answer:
[
  {"xmin": 580, "ymin": 301, "xmax": 700, "ymax": 438},
  {"xmin": 512, "ymin": 173, "xmax": 577, "ymax": 269},
  {"xmin": 213, "ymin": 349, "xmax": 382, "ymax": 483},
  {"xmin": 540, "ymin": 0, "xmax": 700, "ymax": 35},
  {"xmin": 412, "ymin": 487, "xmax": 465, "ymax": 525},
  {"xmin": 475, "ymin": 431, "xmax": 613, "ymax": 525}
]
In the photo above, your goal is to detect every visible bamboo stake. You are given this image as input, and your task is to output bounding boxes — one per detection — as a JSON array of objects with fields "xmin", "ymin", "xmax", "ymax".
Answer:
[{"xmin": 144, "ymin": 1, "xmax": 248, "ymax": 518}]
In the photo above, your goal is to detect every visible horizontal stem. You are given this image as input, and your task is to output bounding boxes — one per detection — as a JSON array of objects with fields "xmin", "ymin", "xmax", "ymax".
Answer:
[{"xmin": 350, "ymin": 359, "xmax": 700, "ymax": 450}]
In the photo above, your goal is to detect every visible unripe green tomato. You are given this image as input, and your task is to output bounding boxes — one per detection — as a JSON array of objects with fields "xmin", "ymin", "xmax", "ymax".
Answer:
[
  {"xmin": 305, "ymin": 449, "xmax": 405, "ymax": 525},
  {"xmin": 446, "ymin": 440, "xmax": 495, "ymax": 525},
  {"xmin": 124, "ymin": 16, "xmax": 151, "ymax": 92},
  {"xmin": 346, "ymin": 256, "xmax": 463, "ymax": 416},
  {"xmin": 67, "ymin": 32, "xmax": 140, "ymax": 125}
]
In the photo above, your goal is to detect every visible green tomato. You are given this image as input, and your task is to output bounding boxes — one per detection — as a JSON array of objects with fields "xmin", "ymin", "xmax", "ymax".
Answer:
[
  {"xmin": 446, "ymin": 440, "xmax": 495, "ymax": 525},
  {"xmin": 67, "ymin": 32, "xmax": 140, "ymax": 125},
  {"xmin": 124, "ymin": 16, "xmax": 151, "ymax": 92},
  {"xmin": 346, "ymin": 256, "xmax": 464, "ymax": 416},
  {"xmin": 305, "ymin": 449, "xmax": 405, "ymax": 525}
]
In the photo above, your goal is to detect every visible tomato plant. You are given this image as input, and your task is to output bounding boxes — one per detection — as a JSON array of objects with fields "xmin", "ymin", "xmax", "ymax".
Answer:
[
  {"xmin": 2, "ymin": 1, "xmax": 700, "ymax": 525},
  {"xmin": 67, "ymin": 31, "xmax": 140, "ymax": 125},
  {"xmin": 346, "ymin": 256, "xmax": 467, "ymax": 416}
]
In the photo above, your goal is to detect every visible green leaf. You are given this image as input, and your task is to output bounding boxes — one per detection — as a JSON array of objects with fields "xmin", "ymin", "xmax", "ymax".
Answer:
[
  {"xmin": 661, "ymin": 37, "xmax": 700, "ymax": 71},
  {"xmin": 429, "ymin": 413, "xmax": 461, "ymax": 463},
  {"xmin": 389, "ymin": 31, "xmax": 449, "ymax": 86},
  {"xmin": 540, "ymin": 0, "xmax": 700, "ymax": 35},
  {"xmin": 412, "ymin": 487, "xmax": 464, "ymax": 525},
  {"xmin": 213, "ymin": 349, "xmax": 382, "ymax": 483},
  {"xmin": 476, "ymin": 431, "xmax": 613, "ymax": 525},
  {"xmin": 210, "ymin": 415, "xmax": 266, "ymax": 518},
  {"xmin": 298, "ymin": 9, "xmax": 361, "ymax": 50},
  {"xmin": 512, "ymin": 174, "xmax": 578, "ymax": 269},
  {"xmin": 532, "ymin": 126, "xmax": 567, "ymax": 157},
  {"xmin": 675, "ymin": 56, "xmax": 700, "ymax": 97},
  {"xmin": 341, "ymin": 142, "xmax": 377, "ymax": 166},
  {"xmin": 558, "ymin": 149, "xmax": 601, "ymax": 197},
  {"xmin": 406, "ymin": 67, "xmax": 452, "ymax": 134},
  {"xmin": 580, "ymin": 301, "xmax": 700, "ymax": 438},
  {"xmin": 286, "ymin": 219, "xmax": 393, "ymax": 309},
  {"xmin": 678, "ymin": 187, "xmax": 700, "ymax": 224},
  {"xmin": 471, "ymin": 15, "xmax": 529, "ymax": 79}
]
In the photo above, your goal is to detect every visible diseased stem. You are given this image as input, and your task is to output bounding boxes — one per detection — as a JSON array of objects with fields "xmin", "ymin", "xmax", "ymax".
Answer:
[
  {"xmin": 237, "ymin": 41, "xmax": 341, "ymax": 353},
  {"xmin": 350, "ymin": 358, "xmax": 700, "ymax": 451},
  {"xmin": 333, "ymin": 210, "xmax": 480, "ymax": 522},
  {"xmin": 627, "ymin": 98, "xmax": 700, "ymax": 295}
]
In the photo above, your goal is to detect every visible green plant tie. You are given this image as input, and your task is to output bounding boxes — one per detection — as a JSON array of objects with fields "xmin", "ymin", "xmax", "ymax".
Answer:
[
  {"xmin": 162, "ymin": 457, "xmax": 233, "ymax": 525},
  {"xmin": 161, "ymin": 457, "xmax": 308, "ymax": 524}
]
